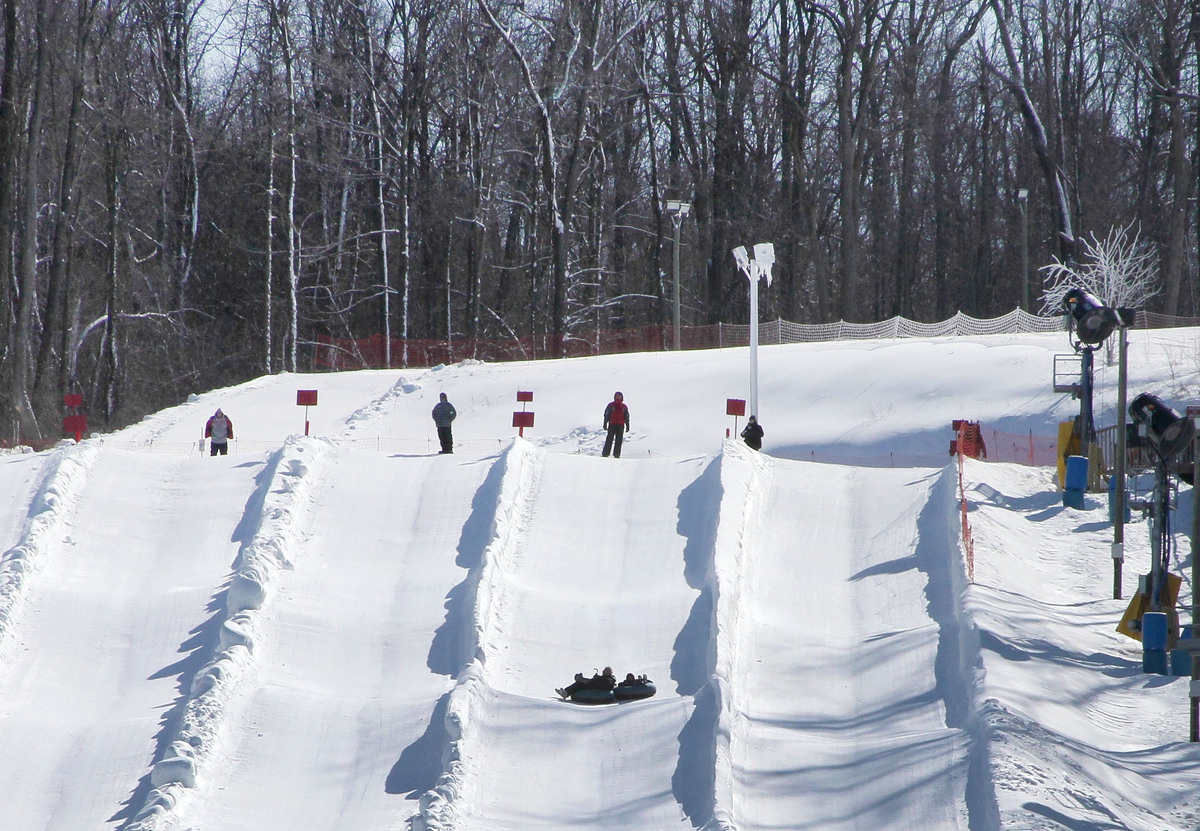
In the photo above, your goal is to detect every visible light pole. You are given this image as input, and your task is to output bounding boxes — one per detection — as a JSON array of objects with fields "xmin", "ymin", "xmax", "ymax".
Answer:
[
  {"xmin": 1017, "ymin": 188, "xmax": 1029, "ymax": 311},
  {"xmin": 666, "ymin": 200, "xmax": 691, "ymax": 350},
  {"xmin": 732, "ymin": 243, "xmax": 774, "ymax": 419}
]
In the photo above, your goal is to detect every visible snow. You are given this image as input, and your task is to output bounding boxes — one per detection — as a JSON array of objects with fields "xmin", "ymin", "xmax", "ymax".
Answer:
[{"xmin": 2, "ymin": 329, "xmax": 1200, "ymax": 830}]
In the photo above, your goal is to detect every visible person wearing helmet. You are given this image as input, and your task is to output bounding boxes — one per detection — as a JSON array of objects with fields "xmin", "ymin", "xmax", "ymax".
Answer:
[
  {"xmin": 602, "ymin": 392, "xmax": 630, "ymax": 458},
  {"xmin": 204, "ymin": 408, "xmax": 234, "ymax": 456}
]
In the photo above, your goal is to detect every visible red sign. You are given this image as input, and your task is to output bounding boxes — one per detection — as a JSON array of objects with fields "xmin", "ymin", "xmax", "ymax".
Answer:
[
  {"xmin": 297, "ymin": 390, "xmax": 318, "ymax": 407},
  {"xmin": 63, "ymin": 393, "xmax": 83, "ymax": 408},
  {"xmin": 726, "ymin": 399, "xmax": 746, "ymax": 417},
  {"xmin": 513, "ymin": 412, "xmax": 535, "ymax": 428},
  {"xmin": 63, "ymin": 414, "xmax": 87, "ymax": 439},
  {"xmin": 517, "ymin": 390, "xmax": 534, "ymax": 403}
]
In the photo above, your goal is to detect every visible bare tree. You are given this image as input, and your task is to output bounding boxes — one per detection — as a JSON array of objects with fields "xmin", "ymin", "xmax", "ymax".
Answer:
[
  {"xmin": 475, "ymin": 0, "xmax": 650, "ymax": 353},
  {"xmin": 806, "ymin": 0, "xmax": 900, "ymax": 320},
  {"xmin": 9, "ymin": 0, "xmax": 55, "ymax": 441},
  {"xmin": 985, "ymin": 0, "xmax": 1077, "ymax": 262}
]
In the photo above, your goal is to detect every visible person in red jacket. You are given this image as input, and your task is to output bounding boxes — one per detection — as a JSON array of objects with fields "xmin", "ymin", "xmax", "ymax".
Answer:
[
  {"xmin": 602, "ymin": 392, "xmax": 629, "ymax": 458},
  {"xmin": 204, "ymin": 408, "xmax": 234, "ymax": 456}
]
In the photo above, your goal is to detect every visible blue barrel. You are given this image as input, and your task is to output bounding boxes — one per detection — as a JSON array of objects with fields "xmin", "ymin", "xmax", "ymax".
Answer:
[
  {"xmin": 1170, "ymin": 647, "xmax": 1193, "ymax": 676},
  {"xmin": 1064, "ymin": 456, "xmax": 1089, "ymax": 492},
  {"xmin": 1141, "ymin": 611, "xmax": 1169, "ymax": 650},
  {"xmin": 1062, "ymin": 488, "xmax": 1085, "ymax": 509},
  {"xmin": 1143, "ymin": 649, "xmax": 1169, "ymax": 675}
]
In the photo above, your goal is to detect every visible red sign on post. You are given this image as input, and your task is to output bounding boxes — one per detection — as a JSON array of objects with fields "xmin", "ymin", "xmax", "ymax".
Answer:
[
  {"xmin": 514, "ymin": 390, "xmax": 535, "ymax": 436},
  {"xmin": 63, "ymin": 393, "xmax": 85, "ymax": 441},
  {"xmin": 297, "ymin": 389, "xmax": 318, "ymax": 435},
  {"xmin": 726, "ymin": 398, "xmax": 747, "ymax": 438},
  {"xmin": 63, "ymin": 414, "xmax": 86, "ymax": 441}
]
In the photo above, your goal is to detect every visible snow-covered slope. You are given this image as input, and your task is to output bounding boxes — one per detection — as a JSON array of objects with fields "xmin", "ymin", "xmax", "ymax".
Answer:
[{"xmin": 1, "ymin": 330, "xmax": 1199, "ymax": 830}]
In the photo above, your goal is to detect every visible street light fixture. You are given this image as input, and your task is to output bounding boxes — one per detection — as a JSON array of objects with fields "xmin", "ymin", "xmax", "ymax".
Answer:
[
  {"xmin": 666, "ymin": 200, "xmax": 691, "ymax": 351},
  {"xmin": 732, "ymin": 242, "xmax": 774, "ymax": 420},
  {"xmin": 1017, "ymin": 189, "xmax": 1029, "ymax": 311}
]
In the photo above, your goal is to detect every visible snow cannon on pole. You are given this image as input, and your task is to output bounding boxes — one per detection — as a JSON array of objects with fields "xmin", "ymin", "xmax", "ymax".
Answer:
[
  {"xmin": 1116, "ymin": 393, "xmax": 1193, "ymax": 676},
  {"xmin": 1059, "ymin": 289, "xmax": 1132, "ymax": 453}
]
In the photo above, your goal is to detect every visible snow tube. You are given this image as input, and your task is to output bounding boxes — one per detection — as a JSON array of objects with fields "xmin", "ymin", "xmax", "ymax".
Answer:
[
  {"xmin": 568, "ymin": 687, "xmax": 616, "ymax": 705},
  {"xmin": 614, "ymin": 679, "xmax": 656, "ymax": 701}
]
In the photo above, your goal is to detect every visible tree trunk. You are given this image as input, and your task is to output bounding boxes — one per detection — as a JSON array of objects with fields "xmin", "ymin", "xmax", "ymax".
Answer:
[{"xmin": 11, "ymin": 0, "xmax": 50, "ymax": 441}]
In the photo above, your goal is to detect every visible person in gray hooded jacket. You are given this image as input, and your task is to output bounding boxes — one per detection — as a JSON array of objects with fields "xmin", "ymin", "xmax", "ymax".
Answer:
[{"xmin": 205, "ymin": 409, "xmax": 233, "ymax": 456}]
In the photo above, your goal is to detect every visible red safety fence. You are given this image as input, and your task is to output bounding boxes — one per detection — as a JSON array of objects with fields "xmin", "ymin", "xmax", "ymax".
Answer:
[
  {"xmin": 955, "ymin": 425, "xmax": 976, "ymax": 583},
  {"xmin": 978, "ymin": 428, "xmax": 1060, "ymax": 467}
]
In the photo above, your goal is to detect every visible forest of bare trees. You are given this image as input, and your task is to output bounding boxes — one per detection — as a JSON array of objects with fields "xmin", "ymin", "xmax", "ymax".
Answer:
[{"xmin": 1, "ymin": 0, "xmax": 1198, "ymax": 440}]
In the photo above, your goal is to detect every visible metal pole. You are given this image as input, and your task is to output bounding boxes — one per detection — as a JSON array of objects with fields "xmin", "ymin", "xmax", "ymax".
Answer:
[
  {"xmin": 1080, "ymin": 348, "xmax": 1095, "ymax": 446},
  {"xmin": 672, "ymin": 216, "xmax": 682, "ymax": 351},
  {"xmin": 749, "ymin": 266, "xmax": 760, "ymax": 418},
  {"xmin": 1191, "ymin": 421, "xmax": 1199, "ymax": 741},
  {"xmin": 1150, "ymin": 463, "xmax": 1166, "ymax": 611},
  {"xmin": 1020, "ymin": 196, "xmax": 1029, "ymax": 311},
  {"xmin": 1113, "ymin": 327, "xmax": 1127, "ymax": 599}
]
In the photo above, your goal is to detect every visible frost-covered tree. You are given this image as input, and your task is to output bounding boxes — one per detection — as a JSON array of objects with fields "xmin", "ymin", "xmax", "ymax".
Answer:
[{"xmin": 1038, "ymin": 225, "xmax": 1159, "ymax": 316}]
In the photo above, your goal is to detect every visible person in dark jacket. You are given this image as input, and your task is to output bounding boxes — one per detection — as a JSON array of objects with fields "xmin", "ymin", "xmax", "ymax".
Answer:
[
  {"xmin": 204, "ymin": 409, "xmax": 234, "ymax": 456},
  {"xmin": 556, "ymin": 666, "xmax": 616, "ymax": 699},
  {"xmin": 741, "ymin": 415, "xmax": 763, "ymax": 451},
  {"xmin": 602, "ymin": 392, "xmax": 630, "ymax": 458},
  {"xmin": 432, "ymin": 392, "xmax": 457, "ymax": 454}
]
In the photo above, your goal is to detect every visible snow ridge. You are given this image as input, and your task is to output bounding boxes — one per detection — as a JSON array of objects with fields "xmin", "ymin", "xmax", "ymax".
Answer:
[
  {"xmin": 703, "ymin": 441, "xmax": 771, "ymax": 831},
  {"xmin": 922, "ymin": 463, "xmax": 1000, "ymax": 828},
  {"xmin": 127, "ymin": 436, "xmax": 332, "ymax": 830},
  {"xmin": 0, "ymin": 440, "xmax": 95, "ymax": 651},
  {"xmin": 415, "ymin": 438, "xmax": 538, "ymax": 831}
]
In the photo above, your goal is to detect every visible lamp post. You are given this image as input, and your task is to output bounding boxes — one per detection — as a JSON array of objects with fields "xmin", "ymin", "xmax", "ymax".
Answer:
[
  {"xmin": 1017, "ymin": 189, "xmax": 1029, "ymax": 311},
  {"xmin": 732, "ymin": 243, "xmax": 774, "ymax": 419},
  {"xmin": 666, "ymin": 200, "xmax": 691, "ymax": 350}
]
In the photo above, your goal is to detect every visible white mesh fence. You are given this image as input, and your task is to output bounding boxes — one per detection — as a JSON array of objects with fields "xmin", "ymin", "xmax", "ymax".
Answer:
[{"xmin": 709, "ymin": 308, "xmax": 1065, "ymax": 347}]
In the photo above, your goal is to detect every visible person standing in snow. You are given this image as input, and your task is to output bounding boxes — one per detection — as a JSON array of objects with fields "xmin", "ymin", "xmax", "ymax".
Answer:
[
  {"xmin": 741, "ymin": 415, "xmax": 764, "ymax": 451},
  {"xmin": 602, "ymin": 392, "xmax": 630, "ymax": 458},
  {"xmin": 432, "ymin": 392, "xmax": 457, "ymax": 454},
  {"xmin": 204, "ymin": 409, "xmax": 234, "ymax": 456}
]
